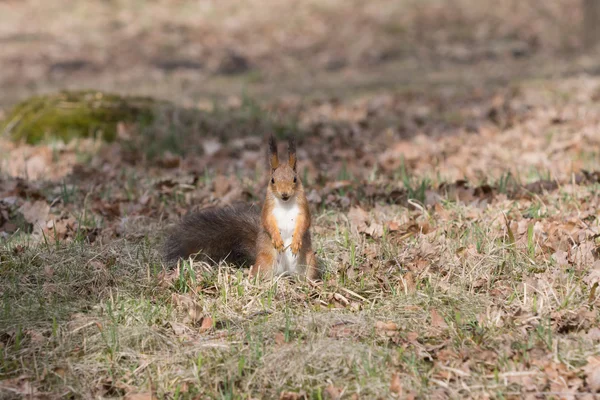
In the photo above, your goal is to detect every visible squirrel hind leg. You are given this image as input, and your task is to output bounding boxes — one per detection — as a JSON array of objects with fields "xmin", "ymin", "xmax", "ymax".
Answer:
[
  {"xmin": 305, "ymin": 250, "xmax": 320, "ymax": 280},
  {"xmin": 251, "ymin": 251, "xmax": 276, "ymax": 279},
  {"xmin": 302, "ymin": 234, "xmax": 320, "ymax": 280},
  {"xmin": 251, "ymin": 233, "xmax": 276, "ymax": 279}
]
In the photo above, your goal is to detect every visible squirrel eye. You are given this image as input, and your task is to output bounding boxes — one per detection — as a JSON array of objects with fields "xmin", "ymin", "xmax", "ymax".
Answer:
[
  {"xmin": 293, "ymin": 176, "xmax": 297, "ymax": 183},
  {"xmin": 271, "ymin": 178, "xmax": 275, "ymax": 184}
]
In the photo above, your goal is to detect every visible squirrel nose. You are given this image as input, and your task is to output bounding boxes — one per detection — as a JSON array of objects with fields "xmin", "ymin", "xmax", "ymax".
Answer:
[{"xmin": 281, "ymin": 193, "xmax": 290, "ymax": 200}]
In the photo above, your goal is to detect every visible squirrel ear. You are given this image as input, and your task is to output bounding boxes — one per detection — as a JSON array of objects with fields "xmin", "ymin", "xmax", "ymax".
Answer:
[
  {"xmin": 268, "ymin": 135, "xmax": 279, "ymax": 170},
  {"xmin": 288, "ymin": 136, "xmax": 297, "ymax": 171}
]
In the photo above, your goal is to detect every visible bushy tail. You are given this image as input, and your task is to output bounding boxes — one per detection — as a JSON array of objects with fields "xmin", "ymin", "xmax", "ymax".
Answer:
[{"xmin": 163, "ymin": 203, "xmax": 261, "ymax": 266}]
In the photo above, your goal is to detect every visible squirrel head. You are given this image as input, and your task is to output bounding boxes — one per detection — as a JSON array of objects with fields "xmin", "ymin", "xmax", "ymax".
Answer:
[{"xmin": 268, "ymin": 135, "xmax": 299, "ymax": 202}]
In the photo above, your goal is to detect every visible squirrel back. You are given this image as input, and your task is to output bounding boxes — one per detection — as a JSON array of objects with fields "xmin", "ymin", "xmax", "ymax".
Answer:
[{"xmin": 163, "ymin": 203, "xmax": 261, "ymax": 266}]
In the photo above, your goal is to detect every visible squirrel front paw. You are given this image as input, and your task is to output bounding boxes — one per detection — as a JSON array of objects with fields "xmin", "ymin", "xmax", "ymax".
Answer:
[
  {"xmin": 273, "ymin": 236, "xmax": 285, "ymax": 252},
  {"xmin": 291, "ymin": 239, "xmax": 302, "ymax": 255}
]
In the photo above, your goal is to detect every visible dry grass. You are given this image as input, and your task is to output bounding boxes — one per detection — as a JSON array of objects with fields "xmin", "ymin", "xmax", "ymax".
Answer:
[{"xmin": 2, "ymin": 152, "xmax": 600, "ymax": 398}]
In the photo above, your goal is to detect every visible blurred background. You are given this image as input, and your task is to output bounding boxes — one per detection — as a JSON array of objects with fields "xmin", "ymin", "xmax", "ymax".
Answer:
[
  {"xmin": 1, "ymin": 0, "xmax": 599, "ymax": 184},
  {"xmin": 0, "ymin": 0, "xmax": 592, "ymax": 108}
]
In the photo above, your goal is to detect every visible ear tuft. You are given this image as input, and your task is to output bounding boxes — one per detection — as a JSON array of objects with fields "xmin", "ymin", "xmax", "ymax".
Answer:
[
  {"xmin": 268, "ymin": 135, "xmax": 279, "ymax": 170},
  {"xmin": 288, "ymin": 136, "xmax": 297, "ymax": 171}
]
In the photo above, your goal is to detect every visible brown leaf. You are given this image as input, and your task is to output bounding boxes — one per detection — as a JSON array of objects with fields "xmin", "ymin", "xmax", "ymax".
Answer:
[
  {"xmin": 430, "ymin": 309, "xmax": 448, "ymax": 329},
  {"xmin": 44, "ymin": 265, "xmax": 54, "ymax": 278},
  {"xmin": 552, "ymin": 250, "xmax": 569, "ymax": 267},
  {"xmin": 331, "ymin": 293, "xmax": 350, "ymax": 307},
  {"xmin": 158, "ymin": 269, "xmax": 180, "ymax": 288},
  {"xmin": 325, "ymin": 385, "xmax": 342, "ymax": 399},
  {"xmin": 279, "ymin": 391, "xmax": 306, "ymax": 400},
  {"xmin": 327, "ymin": 180, "xmax": 353, "ymax": 190},
  {"xmin": 329, "ymin": 325, "xmax": 354, "ymax": 339},
  {"xmin": 348, "ymin": 206, "xmax": 368, "ymax": 234},
  {"xmin": 378, "ymin": 141, "xmax": 420, "ymax": 172},
  {"xmin": 406, "ymin": 331, "xmax": 419, "ymax": 343},
  {"xmin": 307, "ymin": 189, "xmax": 322, "ymax": 204},
  {"xmin": 588, "ymin": 327, "xmax": 600, "ymax": 341},
  {"xmin": 584, "ymin": 356, "xmax": 600, "ymax": 392},
  {"xmin": 199, "ymin": 316, "xmax": 213, "ymax": 333},
  {"xmin": 390, "ymin": 373, "xmax": 403, "ymax": 395},
  {"xmin": 274, "ymin": 331, "xmax": 286, "ymax": 346},
  {"xmin": 213, "ymin": 175, "xmax": 232, "ymax": 197},
  {"xmin": 53, "ymin": 367, "xmax": 66, "ymax": 378},
  {"xmin": 187, "ymin": 303, "xmax": 204, "ymax": 325},
  {"xmin": 27, "ymin": 329, "xmax": 45, "ymax": 344},
  {"xmin": 402, "ymin": 272, "xmax": 416, "ymax": 294},
  {"xmin": 170, "ymin": 322, "xmax": 189, "ymax": 336},
  {"xmin": 18, "ymin": 200, "xmax": 49, "ymax": 234},
  {"xmin": 365, "ymin": 222, "xmax": 384, "ymax": 238},
  {"xmin": 387, "ymin": 221, "xmax": 400, "ymax": 232},
  {"xmin": 0, "ymin": 375, "xmax": 39, "ymax": 396},
  {"xmin": 375, "ymin": 321, "xmax": 399, "ymax": 331},
  {"xmin": 584, "ymin": 261, "xmax": 600, "ymax": 286}
]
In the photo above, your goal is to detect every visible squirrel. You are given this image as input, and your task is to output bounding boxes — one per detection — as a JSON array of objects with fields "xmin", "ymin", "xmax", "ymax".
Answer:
[{"xmin": 163, "ymin": 136, "xmax": 319, "ymax": 280}]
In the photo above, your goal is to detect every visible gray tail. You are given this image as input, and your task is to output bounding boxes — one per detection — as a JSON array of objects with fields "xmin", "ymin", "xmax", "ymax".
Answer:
[{"xmin": 163, "ymin": 203, "xmax": 261, "ymax": 266}]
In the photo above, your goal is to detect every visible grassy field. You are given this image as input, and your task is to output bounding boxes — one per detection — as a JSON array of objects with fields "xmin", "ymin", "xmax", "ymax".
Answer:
[{"xmin": 2, "ymin": 0, "xmax": 600, "ymax": 399}]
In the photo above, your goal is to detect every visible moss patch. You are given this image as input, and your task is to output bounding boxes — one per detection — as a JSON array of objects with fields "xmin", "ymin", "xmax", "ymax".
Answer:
[{"xmin": 1, "ymin": 91, "xmax": 160, "ymax": 144}]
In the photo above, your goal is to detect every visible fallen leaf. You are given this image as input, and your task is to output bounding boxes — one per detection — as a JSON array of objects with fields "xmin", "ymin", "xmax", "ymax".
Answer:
[
  {"xmin": 552, "ymin": 250, "xmax": 569, "ymax": 267},
  {"xmin": 406, "ymin": 331, "xmax": 419, "ymax": 343},
  {"xmin": 387, "ymin": 221, "xmax": 400, "ymax": 232},
  {"xmin": 588, "ymin": 328, "xmax": 600, "ymax": 341},
  {"xmin": 53, "ymin": 367, "xmax": 66, "ymax": 378},
  {"xmin": 199, "ymin": 316, "xmax": 213, "ymax": 333},
  {"xmin": 188, "ymin": 303, "xmax": 204, "ymax": 325},
  {"xmin": 274, "ymin": 331, "xmax": 286, "ymax": 345},
  {"xmin": 365, "ymin": 222, "xmax": 384, "ymax": 238},
  {"xmin": 584, "ymin": 356, "xmax": 600, "ymax": 392},
  {"xmin": 279, "ymin": 391, "xmax": 305, "ymax": 400},
  {"xmin": 307, "ymin": 189, "xmax": 322, "ymax": 204},
  {"xmin": 26, "ymin": 329, "xmax": 45, "ymax": 344},
  {"xmin": 44, "ymin": 265, "xmax": 54, "ymax": 278},
  {"xmin": 375, "ymin": 321, "xmax": 399, "ymax": 331},
  {"xmin": 18, "ymin": 200, "xmax": 49, "ymax": 234},
  {"xmin": 329, "ymin": 324, "xmax": 354, "ymax": 339},
  {"xmin": 0, "ymin": 375, "xmax": 38, "ymax": 396},
  {"xmin": 325, "ymin": 385, "xmax": 342, "ymax": 399},
  {"xmin": 170, "ymin": 322, "xmax": 189, "ymax": 336},
  {"xmin": 348, "ymin": 206, "xmax": 369, "ymax": 234},
  {"xmin": 390, "ymin": 373, "xmax": 403, "ymax": 395},
  {"xmin": 331, "ymin": 293, "xmax": 350, "ymax": 307},
  {"xmin": 584, "ymin": 261, "xmax": 600, "ymax": 286},
  {"xmin": 430, "ymin": 309, "xmax": 448, "ymax": 329},
  {"xmin": 213, "ymin": 175, "xmax": 232, "ymax": 197}
]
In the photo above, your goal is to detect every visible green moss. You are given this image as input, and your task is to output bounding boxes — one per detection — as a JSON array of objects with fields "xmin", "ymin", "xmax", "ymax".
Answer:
[
  {"xmin": 0, "ymin": 90, "xmax": 303, "ymax": 158},
  {"xmin": 1, "ymin": 91, "xmax": 161, "ymax": 144}
]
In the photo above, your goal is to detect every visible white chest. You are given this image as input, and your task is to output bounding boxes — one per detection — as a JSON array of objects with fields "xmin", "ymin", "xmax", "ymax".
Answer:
[
  {"xmin": 273, "ymin": 198, "xmax": 299, "ymax": 245},
  {"xmin": 272, "ymin": 198, "xmax": 300, "ymax": 274}
]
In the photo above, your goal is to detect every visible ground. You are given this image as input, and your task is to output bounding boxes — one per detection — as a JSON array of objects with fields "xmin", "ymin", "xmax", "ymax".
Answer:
[{"xmin": 1, "ymin": 0, "xmax": 600, "ymax": 399}]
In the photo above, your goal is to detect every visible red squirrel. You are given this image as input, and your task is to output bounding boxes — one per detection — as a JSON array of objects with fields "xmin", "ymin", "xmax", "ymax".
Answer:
[{"xmin": 164, "ymin": 136, "xmax": 319, "ymax": 280}]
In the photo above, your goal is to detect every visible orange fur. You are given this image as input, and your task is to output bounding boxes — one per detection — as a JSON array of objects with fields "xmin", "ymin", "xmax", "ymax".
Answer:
[
  {"xmin": 250, "ymin": 135, "xmax": 319, "ymax": 279},
  {"xmin": 261, "ymin": 195, "xmax": 284, "ymax": 252}
]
